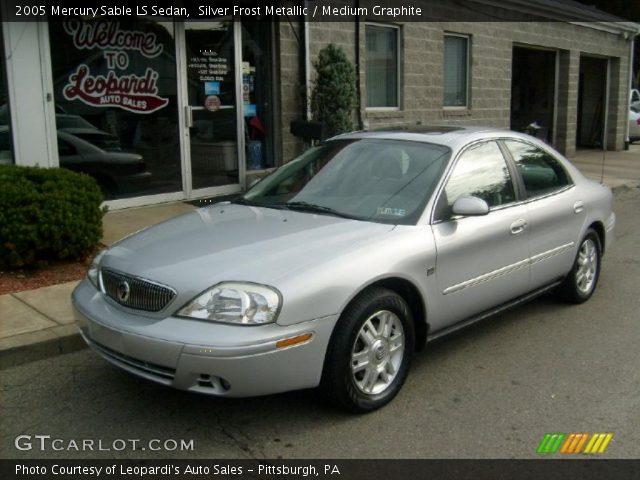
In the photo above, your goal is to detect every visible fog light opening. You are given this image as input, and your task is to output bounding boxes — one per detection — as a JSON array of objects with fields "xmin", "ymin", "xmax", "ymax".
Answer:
[
  {"xmin": 276, "ymin": 333, "xmax": 313, "ymax": 349},
  {"xmin": 196, "ymin": 374, "xmax": 231, "ymax": 392}
]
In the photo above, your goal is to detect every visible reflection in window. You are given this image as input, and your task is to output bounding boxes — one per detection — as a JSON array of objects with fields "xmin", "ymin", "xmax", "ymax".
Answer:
[
  {"xmin": 439, "ymin": 141, "xmax": 514, "ymax": 219},
  {"xmin": 49, "ymin": 19, "xmax": 180, "ymax": 200},
  {"xmin": 366, "ymin": 24, "xmax": 400, "ymax": 108},
  {"xmin": 0, "ymin": 23, "xmax": 13, "ymax": 165},
  {"xmin": 504, "ymin": 140, "xmax": 570, "ymax": 198},
  {"xmin": 245, "ymin": 139, "xmax": 450, "ymax": 225}
]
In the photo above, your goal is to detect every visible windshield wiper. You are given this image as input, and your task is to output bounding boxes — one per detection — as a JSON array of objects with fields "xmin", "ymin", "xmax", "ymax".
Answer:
[
  {"xmin": 230, "ymin": 197, "xmax": 253, "ymax": 205},
  {"xmin": 231, "ymin": 197, "xmax": 288, "ymax": 210},
  {"xmin": 283, "ymin": 201, "xmax": 359, "ymax": 220}
]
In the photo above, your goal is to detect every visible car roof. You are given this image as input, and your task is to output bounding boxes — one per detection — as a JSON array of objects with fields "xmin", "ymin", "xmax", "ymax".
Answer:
[{"xmin": 329, "ymin": 125, "xmax": 534, "ymax": 150}]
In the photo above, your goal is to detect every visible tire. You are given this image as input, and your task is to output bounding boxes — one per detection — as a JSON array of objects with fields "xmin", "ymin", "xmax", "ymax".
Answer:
[
  {"xmin": 558, "ymin": 229, "xmax": 602, "ymax": 304},
  {"xmin": 320, "ymin": 287, "xmax": 415, "ymax": 413}
]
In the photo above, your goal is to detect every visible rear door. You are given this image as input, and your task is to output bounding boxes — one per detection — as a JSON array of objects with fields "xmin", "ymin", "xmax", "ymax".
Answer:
[
  {"xmin": 430, "ymin": 140, "xmax": 530, "ymax": 331},
  {"xmin": 501, "ymin": 139, "xmax": 583, "ymax": 289}
]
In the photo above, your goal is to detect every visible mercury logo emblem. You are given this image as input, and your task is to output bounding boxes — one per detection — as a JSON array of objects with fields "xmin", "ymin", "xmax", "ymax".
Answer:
[{"xmin": 117, "ymin": 281, "xmax": 130, "ymax": 302}]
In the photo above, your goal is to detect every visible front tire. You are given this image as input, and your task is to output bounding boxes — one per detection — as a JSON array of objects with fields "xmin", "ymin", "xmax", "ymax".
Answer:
[
  {"xmin": 320, "ymin": 287, "xmax": 415, "ymax": 413},
  {"xmin": 558, "ymin": 229, "xmax": 602, "ymax": 304}
]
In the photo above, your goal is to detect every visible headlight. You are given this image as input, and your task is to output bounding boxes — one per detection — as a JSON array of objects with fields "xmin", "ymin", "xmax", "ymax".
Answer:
[
  {"xmin": 177, "ymin": 282, "xmax": 281, "ymax": 325},
  {"xmin": 87, "ymin": 250, "xmax": 106, "ymax": 290}
]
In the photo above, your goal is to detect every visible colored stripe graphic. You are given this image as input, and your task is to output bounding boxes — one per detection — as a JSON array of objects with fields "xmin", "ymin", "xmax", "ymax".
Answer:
[
  {"xmin": 537, "ymin": 433, "xmax": 566, "ymax": 454},
  {"xmin": 537, "ymin": 433, "xmax": 613, "ymax": 455},
  {"xmin": 584, "ymin": 433, "xmax": 613, "ymax": 454},
  {"xmin": 559, "ymin": 433, "xmax": 588, "ymax": 454}
]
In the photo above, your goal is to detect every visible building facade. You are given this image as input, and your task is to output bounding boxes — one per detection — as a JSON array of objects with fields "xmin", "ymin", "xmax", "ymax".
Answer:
[{"xmin": 1, "ymin": 2, "xmax": 638, "ymax": 209}]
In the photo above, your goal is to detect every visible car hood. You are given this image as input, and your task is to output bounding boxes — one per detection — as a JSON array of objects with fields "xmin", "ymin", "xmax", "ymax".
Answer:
[{"xmin": 101, "ymin": 203, "xmax": 394, "ymax": 297}]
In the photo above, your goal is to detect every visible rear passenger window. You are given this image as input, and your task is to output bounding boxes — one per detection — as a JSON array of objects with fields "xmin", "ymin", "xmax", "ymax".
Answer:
[{"xmin": 504, "ymin": 140, "xmax": 571, "ymax": 198}]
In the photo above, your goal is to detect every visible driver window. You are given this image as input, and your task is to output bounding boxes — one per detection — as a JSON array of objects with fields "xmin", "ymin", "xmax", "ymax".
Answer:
[{"xmin": 436, "ymin": 141, "xmax": 515, "ymax": 221}]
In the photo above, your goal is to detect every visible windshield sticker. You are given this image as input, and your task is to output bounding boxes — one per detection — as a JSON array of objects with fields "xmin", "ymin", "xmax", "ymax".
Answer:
[{"xmin": 377, "ymin": 207, "xmax": 407, "ymax": 216}]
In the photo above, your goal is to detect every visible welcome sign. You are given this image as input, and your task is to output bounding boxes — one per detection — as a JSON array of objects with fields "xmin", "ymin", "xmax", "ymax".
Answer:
[{"xmin": 61, "ymin": 19, "xmax": 169, "ymax": 114}]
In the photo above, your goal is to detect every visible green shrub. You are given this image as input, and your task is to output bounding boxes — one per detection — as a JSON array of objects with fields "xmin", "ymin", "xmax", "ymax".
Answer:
[
  {"xmin": 311, "ymin": 44, "xmax": 357, "ymax": 138},
  {"xmin": 0, "ymin": 165, "xmax": 104, "ymax": 268}
]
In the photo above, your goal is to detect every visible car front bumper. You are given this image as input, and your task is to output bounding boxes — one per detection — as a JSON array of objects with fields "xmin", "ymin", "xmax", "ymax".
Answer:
[{"xmin": 72, "ymin": 279, "xmax": 338, "ymax": 397}]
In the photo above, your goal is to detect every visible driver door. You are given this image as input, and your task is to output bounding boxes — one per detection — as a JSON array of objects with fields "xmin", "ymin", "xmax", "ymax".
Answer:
[{"xmin": 429, "ymin": 140, "xmax": 531, "ymax": 332}]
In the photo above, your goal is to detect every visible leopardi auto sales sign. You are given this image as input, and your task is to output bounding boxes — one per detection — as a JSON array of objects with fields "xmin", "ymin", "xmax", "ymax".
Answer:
[{"xmin": 62, "ymin": 19, "xmax": 169, "ymax": 114}]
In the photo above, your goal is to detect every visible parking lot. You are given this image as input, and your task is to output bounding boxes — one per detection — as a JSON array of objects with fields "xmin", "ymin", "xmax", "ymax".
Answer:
[{"xmin": 1, "ymin": 187, "xmax": 639, "ymax": 460}]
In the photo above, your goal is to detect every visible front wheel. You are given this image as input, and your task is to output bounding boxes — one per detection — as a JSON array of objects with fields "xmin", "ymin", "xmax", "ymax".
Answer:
[
  {"xmin": 320, "ymin": 287, "xmax": 415, "ymax": 413},
  {"xmin": 558, "ymin": 229, "xmax": 602, "ymax": 303}
]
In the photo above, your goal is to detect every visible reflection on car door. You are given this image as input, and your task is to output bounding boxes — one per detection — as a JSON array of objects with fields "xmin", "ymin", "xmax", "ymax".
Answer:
[
  {"xmin": 502, "ymin": 140, "xmax": 584, "ymax": 289},
  {"xmin": 430, "ymin": 141, "xmax": 531, "ymax": 332}
]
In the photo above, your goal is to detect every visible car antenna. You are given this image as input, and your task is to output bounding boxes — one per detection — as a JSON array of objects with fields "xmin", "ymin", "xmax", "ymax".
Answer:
[{"xmin": 594, "ymin": 137, "xmax": 606, "ymax": 185}]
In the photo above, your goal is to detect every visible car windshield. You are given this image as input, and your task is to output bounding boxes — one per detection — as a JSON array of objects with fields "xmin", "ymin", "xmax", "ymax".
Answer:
[{"xmin": 241, "ymin": 139, "xmax": 450, "ymax": 225}]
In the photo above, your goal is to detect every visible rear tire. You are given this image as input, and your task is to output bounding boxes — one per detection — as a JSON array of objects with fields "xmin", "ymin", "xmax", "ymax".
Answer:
[
  {"xmin": 558, "ymin": 229, "xmax": 601, "ymax": 304},
  {"xmin": 320, "ymin": 287, "xmax": 415, "ymax": 413}
]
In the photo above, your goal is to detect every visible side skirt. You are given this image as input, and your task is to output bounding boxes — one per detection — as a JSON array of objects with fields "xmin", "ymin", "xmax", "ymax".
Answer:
[{"xmin": 426, "ymin": 280, "xmax": 563, "ymax": 343}]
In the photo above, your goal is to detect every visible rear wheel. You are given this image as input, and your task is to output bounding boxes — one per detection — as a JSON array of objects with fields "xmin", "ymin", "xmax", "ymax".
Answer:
[
  {"xmin": 320, "ymin": 287, "xmax": 415, "ymax": 413},
  {"xmin": 558, "ymin": 229, "xmax": 601, "ymax": 303}
]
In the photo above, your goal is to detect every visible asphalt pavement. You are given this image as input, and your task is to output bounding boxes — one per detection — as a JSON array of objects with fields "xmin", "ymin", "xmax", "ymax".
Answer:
[{"xmin": 1, "ymin": 188, "xmax": 638, "ymax": 460}]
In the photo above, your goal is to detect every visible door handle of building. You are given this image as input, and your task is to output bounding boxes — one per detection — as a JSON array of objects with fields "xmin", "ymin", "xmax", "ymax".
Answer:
[
  {"xmin": 573, "ymin": 201, "xmax": 585, "ymax": 214},
  {"xmin": 185, "ymin": 106, "xmax": 193, "ymax": 129},
  {"xmin": 510, "ymin": 219, "xmax": 527, "ymax": 235}
]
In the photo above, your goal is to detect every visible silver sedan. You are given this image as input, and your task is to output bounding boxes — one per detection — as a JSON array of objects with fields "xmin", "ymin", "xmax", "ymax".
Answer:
[{"xmin": 73, "ymin": 126, "xmax": 615, "ymax": 412}]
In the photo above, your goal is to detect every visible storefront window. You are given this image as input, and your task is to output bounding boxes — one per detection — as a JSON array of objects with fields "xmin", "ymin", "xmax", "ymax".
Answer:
[
  {"xmin": 49, "ymin": 19, "xmax": 181, "ymax": 200},
  {"xmin": 0, "ymin": 22, "xmax": 14, "ymax": 165},
  {"xmin": 242, "ymin": 22, "xmax": 276, "ymax": 171}
]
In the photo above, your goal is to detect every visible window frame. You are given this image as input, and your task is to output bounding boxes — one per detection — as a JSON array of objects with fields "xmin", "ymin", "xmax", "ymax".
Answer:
[
  {"xmin": 430, "ymin": 139, "xmax": 528, "ymax": 224},
  {"xmin": 431, "ymin": 139, "xmax": 522, "ymax": 223},
  {"xmin": 365, "ymin": 22, "xmax": 402, "ymax": 111},
  {"xmin": 443, "ymin": 33, "xmax": 471, "ymax": 109}
]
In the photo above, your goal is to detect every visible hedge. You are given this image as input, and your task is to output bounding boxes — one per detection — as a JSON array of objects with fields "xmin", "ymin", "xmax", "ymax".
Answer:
[{"xmin": 0, "ymin": 165, "xmax": 104, "ymax": 268}]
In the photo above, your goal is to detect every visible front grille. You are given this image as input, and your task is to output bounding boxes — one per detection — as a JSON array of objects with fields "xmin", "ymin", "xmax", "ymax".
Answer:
[
  {"xmin": 92, "ymin": 340, "xmax": 176, "ymax": 382},
  {"xmin": 100, "ymin": 268, "xmax": 176, "ymax": 312}
]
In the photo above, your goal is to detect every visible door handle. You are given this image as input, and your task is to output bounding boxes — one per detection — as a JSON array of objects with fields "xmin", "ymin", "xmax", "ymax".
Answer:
[
  {"xmin": 573, "ymin": 201, "xmax": 585, "ymax": 214},
  {"xmin": 510, "ymin": 219, "xmax": 527, "ymax": 235}
]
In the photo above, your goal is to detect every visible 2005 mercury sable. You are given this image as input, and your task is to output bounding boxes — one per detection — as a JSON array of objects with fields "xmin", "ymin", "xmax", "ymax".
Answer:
[{"xmin": 73, "ymin": 126, "xmax": 615, "ymax": 412}]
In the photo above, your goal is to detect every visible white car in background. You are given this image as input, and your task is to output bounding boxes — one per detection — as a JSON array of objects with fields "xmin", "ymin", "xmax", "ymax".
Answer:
[
  {"xmin": 630, "ymin": 106, "xmax": 640, "ymax": 144},
  {"xmin": 631, "ymin": 89, "xmax": 640, "ymax": 109}
]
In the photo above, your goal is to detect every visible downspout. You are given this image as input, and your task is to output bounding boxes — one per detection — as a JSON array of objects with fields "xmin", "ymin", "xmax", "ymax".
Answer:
[
  {"xmin": 355, "ymin": 1, "xmax": 364, "ymax": 129},
  {"xmin": 304, "ymin": 2, "xmax": 311, "ymax": 121}
]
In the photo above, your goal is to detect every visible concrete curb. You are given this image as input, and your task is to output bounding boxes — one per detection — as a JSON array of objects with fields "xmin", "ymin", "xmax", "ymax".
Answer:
[
  {"xmin": 611, "ymin": 183, "xmax": 639, "ymax": 193},
  {"xmin": 0, "ymin": 329, "xmax": 86, "ymax": 370}
]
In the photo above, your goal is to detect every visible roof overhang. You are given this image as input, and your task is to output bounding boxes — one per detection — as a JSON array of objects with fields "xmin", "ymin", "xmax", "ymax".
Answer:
[{"xmin": 468, "ymin": 0, "xmax": 640, "ymax": 36}]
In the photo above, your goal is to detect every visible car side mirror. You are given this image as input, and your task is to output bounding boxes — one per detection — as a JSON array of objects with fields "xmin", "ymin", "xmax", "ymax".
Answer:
[{"xmin": 452, "ymin": 196, "xmax": 489, "ymax": 216}]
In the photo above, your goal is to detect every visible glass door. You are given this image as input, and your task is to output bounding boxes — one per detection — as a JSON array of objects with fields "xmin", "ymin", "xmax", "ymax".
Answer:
[{"xmin": 181, "ymin": 20, "xmax": 243, "ymax": 194}]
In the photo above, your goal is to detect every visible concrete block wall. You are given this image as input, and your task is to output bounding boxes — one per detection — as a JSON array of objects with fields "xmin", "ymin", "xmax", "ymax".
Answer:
[
  {"xmin": 278, "ymin": 18, "xmax": 633, "ymax": 160},
  {"xmin": 278, "ymin": 21, "xmax": 305, "ymax": 162}
]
